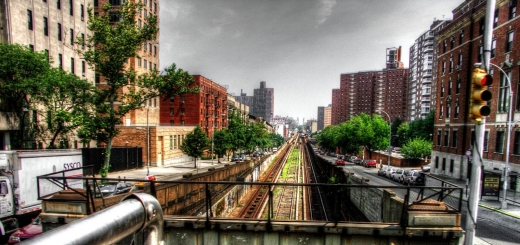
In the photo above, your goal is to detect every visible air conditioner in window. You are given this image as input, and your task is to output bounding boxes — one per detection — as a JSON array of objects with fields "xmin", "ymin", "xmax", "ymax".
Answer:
[{"xmin": 456, "ymin": 65, "xmax": 461, "ymax": 70}]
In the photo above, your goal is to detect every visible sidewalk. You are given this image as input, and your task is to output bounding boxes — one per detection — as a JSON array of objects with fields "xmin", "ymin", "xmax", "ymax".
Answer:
[
  {"xmin": 105, "ymin": 158, "xmax": 235, "ymax": 181},
  {"xmin": 430, "ymin": 174, "xmax": 520, "ymax": 219}
]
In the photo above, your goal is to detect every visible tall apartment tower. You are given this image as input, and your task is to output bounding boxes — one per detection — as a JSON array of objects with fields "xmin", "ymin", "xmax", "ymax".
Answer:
[
  {"xmin": 0, "ymin": 0, "xmax": 94, "ymax": 149},
  {"xmin": 236, "ymin": 82, "xmax": 274, "ymax": 123},
  {"xmin": 317, "ymin": 105, "xmax": 332, "ymax": 131},
  {"xmin": 431, "ymin": 0, "xmax": 520, "ymax": 182},
  {"xmin": 408, "ymin": 19, "xmax": 451, "ymax": 122},
  {"xmin": 95, "ymin": 0, "xmax": 160, "ymax": 127},
  {"xmin": 332, "ymin": 47, "xmax": 408, "ymax": 124}
]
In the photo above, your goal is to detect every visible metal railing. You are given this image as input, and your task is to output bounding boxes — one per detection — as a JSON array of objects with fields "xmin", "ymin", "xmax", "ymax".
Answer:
[{"xmin": 25, "ymin": 193, "xmax": 163, "ymax": 245}]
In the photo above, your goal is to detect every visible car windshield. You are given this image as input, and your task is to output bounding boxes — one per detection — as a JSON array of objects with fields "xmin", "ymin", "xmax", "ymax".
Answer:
[{"xmin": 100, "ymin": 184, "xmax": 117, "ymax": 193}]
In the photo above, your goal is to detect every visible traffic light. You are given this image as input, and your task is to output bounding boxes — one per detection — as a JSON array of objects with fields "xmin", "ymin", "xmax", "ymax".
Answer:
[{"xmin": 469, "ymin": 68, "xmax": 493, "ymax": 123}]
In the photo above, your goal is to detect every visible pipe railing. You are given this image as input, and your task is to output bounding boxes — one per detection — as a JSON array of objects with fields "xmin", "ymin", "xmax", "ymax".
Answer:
[{"xmin": 24, "ymin": 193, "xmax": 163, "ymax": 245}]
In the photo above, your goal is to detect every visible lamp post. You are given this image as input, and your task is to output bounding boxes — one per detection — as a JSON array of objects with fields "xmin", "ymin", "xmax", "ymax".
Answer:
[
  {"xmin": 487, "ymin": 62, "xmax": 513, "ymax": 209},
  {"xmin": 378, "ymin": 110, "xmax": 391, "ymax": 166}
]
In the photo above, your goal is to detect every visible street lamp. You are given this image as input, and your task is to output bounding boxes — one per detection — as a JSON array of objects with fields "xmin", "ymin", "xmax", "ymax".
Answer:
[
  {"xmin": 486, "ymin": 62, "xmax": 513, "ymax": 209},
  {"xmin": 378, "ymin": 110, "xmax": 391, "ymax": 166}
]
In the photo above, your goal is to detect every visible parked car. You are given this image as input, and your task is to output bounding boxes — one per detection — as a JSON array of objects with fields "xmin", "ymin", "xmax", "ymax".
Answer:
[
  {"xmin": 397, "ymin": 169, "xmax": 412, "ymax": 183},
  {"xmin": 335, "ymin": 158, "xmax": 346, "ymax": 165},
  {"xmin": 378, "ymin": 165, "xmax": 389, "ymax": 176},
  {"xmin": 365, "ymin": 160, "xmax": 377, "ymax": 168},
  {"xmin": 407, "ymin": 170, "xmax": 426, "ymax": 185},
  {"xmin": 330, "ymin": 152, "xmax": 337, "ymax": 157},
  {"xmin": 8, "ymin": 216, "xmax": 42, "ymax": 244},
  {"xmin": 272, "ymin": 147, "xmax": 278, "ymax": 152},
  {"xmin": 385, "ymin": 167, "xmax": 397, "ymax": 179},
  {"xmin": 99, "ymin": 182, "xmax": 136, "ymax": 197},
  {"xmin": 231, "ymin": 154, "xmax": 246, "ymax": 161},
  {"xmin": 391, "ymin": 169, "xmax": 404, "ymax": 181},
  {"xmin": 422, "ymin": 164, "xmax": 431, "ymax": 172},
  {"xmin": 354, "ymin": 159, "xmax": 364, "ymax": 165}
]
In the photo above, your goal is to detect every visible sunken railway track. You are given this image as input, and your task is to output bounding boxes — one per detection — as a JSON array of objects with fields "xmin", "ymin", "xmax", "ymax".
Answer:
[{"xmin": 237, "ymin": 137, "xmax": 296, "ymax": 218}]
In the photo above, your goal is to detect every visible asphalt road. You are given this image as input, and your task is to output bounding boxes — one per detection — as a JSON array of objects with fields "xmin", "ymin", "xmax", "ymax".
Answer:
[{"xmin": 320, "ymin": 155, "xmax": 520, "ymax": 245}]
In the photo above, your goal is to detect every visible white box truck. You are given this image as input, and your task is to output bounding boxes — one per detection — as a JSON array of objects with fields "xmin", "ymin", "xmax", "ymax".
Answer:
[{"xmin": 0, "ymin": 150, "xmax": 83, "ymax": 237}]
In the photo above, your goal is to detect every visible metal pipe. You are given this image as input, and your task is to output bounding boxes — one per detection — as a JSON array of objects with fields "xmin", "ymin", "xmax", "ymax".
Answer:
[{"xmin": 23, "ymin": 193, "xmax": 164, "ymax": 245}]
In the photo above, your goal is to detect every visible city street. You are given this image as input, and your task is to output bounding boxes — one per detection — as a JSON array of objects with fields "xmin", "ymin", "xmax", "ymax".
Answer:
[{"xmin": 320, "ymin": 155, "xmax": 520, "ymax": 245}]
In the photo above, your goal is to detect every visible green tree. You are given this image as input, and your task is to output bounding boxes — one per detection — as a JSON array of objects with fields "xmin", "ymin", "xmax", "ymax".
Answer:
[
  {"xmin": 77, "ymin": 2, "xmax": 197, "ymax": 176},
  {"xmin": 342, "ymin": 113, "xmax": 389, "ymax": 158},
  {"xmin": 34, "ymin": 68, "xmax": 95, "ymax": 148},
  {"xmin": 401, "ymin": 138, "xmax": 432, "ymax": 160},
  {"xmin": 317, "ymin": 125, "xmax": 340, "ymax": 151},
  {"xmin": 0, "ymin": 43, "xmax": 51, "ymax": 148},
  {"xmin": 226, "ymin": 111, "xmax": 246, "ymax": 154},
  {"xmin": 408, "ymin": 110, "xmax": 435, "ymax": 141},
  {"xmin": 213, "ymin": 129, "xmax": 231, "ymax": 162},
  {"xmin": 270, "ymin": 133, "xmax": 284, "ymax": 148},
  {"xmin": 180, "ymin": 126, "xmax": 210, "ymax": 168},
  {"xmin": 396, "ymin": 122, "xmax": 410, "ymax": 147},
  {"xmin": 391, "ymin": 117, "xmax": 402, "ymax": 146}
]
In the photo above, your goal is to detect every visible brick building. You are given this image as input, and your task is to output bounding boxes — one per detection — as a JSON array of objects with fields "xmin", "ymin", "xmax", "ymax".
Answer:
[
  {"xmin": 160, "ymin": 75, "xmax": 228, "ymax": 138},
  {"xmin": 317, "ymin": 105, "xmax": 331, "ymax": 131},
  {"xmin": 331, "ymin": 47, "xmax": 408, "ymax": 124},
  {"xmin": 432, "ymin": 0, "xmax": 520, "ymax": 185}
]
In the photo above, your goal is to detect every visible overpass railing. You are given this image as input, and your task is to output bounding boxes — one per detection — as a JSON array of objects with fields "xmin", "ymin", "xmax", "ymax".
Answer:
[{"xmin": 37, "ymin": 174, "xmax": 463, "ymax": 228}]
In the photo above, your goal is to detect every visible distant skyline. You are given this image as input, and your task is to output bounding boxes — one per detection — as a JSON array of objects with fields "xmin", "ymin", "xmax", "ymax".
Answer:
[{"xmin": 160, "ymin": 0, "xmax": 463, "ymax": 123}]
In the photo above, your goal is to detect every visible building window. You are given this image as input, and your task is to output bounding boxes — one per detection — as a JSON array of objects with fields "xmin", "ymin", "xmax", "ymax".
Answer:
[
  {"xmin": 149, "ymin": 43, "xmax": 152, "ymax": 53},
  {"xmin": 109, "ymin": 0, "xmax": 122, "ymax": 6},
  {"xmin": 494, "ymin": 8, "xmax": 499, "ymax": 27},
  {"xmin": 69, "ymin": 0, "xmax": 73, "ymax": 15},
  {"xmin": 71, "ymin": 57, "xmax": 75, "ymax": 74},
  {"xmin": 43, "ymin": 17, "xmax": 48, "ymax": 35},
  {"xmin": 149, "ymin": 61, "xmax": 152, "ymax": 70},
  {"xmin": 58, "ymin": 23, "xmax": 62, "ymax": 41},
  {"xmin": 496, "ymin": 131, "xmax": 505, "ymax": 153},
  {"xmin": 452, "ymin": 130, "xmax": 458, "ymax": 147},
  {"xmin": 484, "ymin": 131, "xmax": 489, "ymax": 151},
  {"xmin": 45, "ymin": 49, "xmax": 49, "ymax": 61},
  {"xmin": 442, "ymin": 61, "xmax": 446, "ymax": 74},
  {"xmin": 169, "ymin": 96, "xmax": 174, "ymax": 103},
  {"xmin": 57, "ymin": 0, "xmax": 61, "ymax": 9},
  {"xmin": 450, "ymin": 36, "xmax": 455, "ymax": 49},
  {"xmin": 479, "ymin": 18, "xmax": 485, "ymax": 35},
  {"xmin": 450, "ymin": 159, "xmax": 454, "ymax": 173},
  {"xmin": 437, "ymin": 130, "xmax": 442, "ymax": 146},
  {"xmin": 444, "ymin": 130, "xmax": 449, "ymax": 147},
  {"xmin": 170, "ymin": 108, "xmax": 174, "ymax": 116},
  {"xmin": 170, "ymin": 120, "xmax": 174, "ymax": 126},
  {"xmin": 29, "ymin": 44, "xmax": 34, "ymax": 51},
  {"xmin": 95, "ymin": 74, "xmax": 100, "ymax": 83},
  {"xmin": 459, "ymin": 30, "xmax": 464, "ymax": 45},
  {"xmin": 27, "ymin": 10, "xmax": 33, "ymax": 30},
  {"xmin": 456, "ymin": 77, "xmax": 461, "ymax": 94},
  {"xmin": 510, "ymin": 0, "xmax": 517, "ymax": 20},
  {"xmin": 81, "ymin": 61, "xmax": 86, "ymax": 77},
  {"xmin": 455, "ymin": 101, "xmax": 460, "ymax": 118},
  {"xmin": 154, "ymin": 46, "xmax": 157, "ymax": 56},
  {"xmin": 498, "ymin": 72, "xmax": 511, "ymax": 113},
  {"xmin": 435, "ymin": 156, "xmax": 439, "ymax": 168},
  {"xmin": 458, "ymin": 53, "xmax": 462, "ymax": 67},
  {"xmin": 94, "ymin": 0, "xmax": 98, "ymax": 7},
  {"xmin": 507, "ymin": 31, "xmax": 514, "ymax": 53},
  {"xmin": 81, "ymin": 4, "xmax": 84, "ymax": 21},
  {"xmin": 448, "ymin": 80, "xmax": 452, "ymax": 96},
  {"xmin": 58, "ymin": 53, "xmax": 63, "ymax": 69},
  {"xmin": 442, "ymin": 158, "xmax": 446, "ymax": 171},
  {"xmin": 81, "ymin": 33, "xmax": 85, "ymax": 49},
  {"xmin": 169, "ymin": 136, "xmax": 173, "ymax": 150},
  {"xmin": 144, "ymin": 59, "xmax": 147, "ymax": 68},
  {"xmin": 491, "ymin": 39, "xmax": 496, "ymax": 58},
  {"xmin": 478, "ymin": 45, "xmax": 483, "ymax": 62},
  {"xmin": 138, "ymin": 19, "xmax": 141, "ymax": 27},
  {"xmin": 181, "ymin": 108, "xmax": 185, "ymax": 115},
  {"xmin": 449, "ymin": 58, "xmax": 453, "ymax": 73},
  {"xmin": 441, "ymin": 82, "xmax": 445, "ymax": 97},
  {"xmin": 514, "ymin": 131, "xmax": 520, "ymax": 154},
  {"xmin": 181, "ymin": 120, "xmax": 185, "ymax": 126},
  {"xmin": 443, "ymin": 40, "xmax": 447, "ymax": 53},
  {"xmin": 70, "ymin": 28, "xmax": 74, "ymax": 45}
]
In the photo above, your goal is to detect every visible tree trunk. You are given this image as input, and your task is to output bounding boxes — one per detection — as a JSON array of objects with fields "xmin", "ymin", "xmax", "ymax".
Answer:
[
  {"xmin": 102, "ymin": 137, "xmax": 113, "ymax": 178},
  {"xmin": 194, "ymin": 157, "xmax": 197, "ymax": 168}
]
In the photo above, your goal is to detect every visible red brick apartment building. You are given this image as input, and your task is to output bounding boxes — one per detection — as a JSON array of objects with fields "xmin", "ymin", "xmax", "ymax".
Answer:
[
  {"xmin": 432, "ymin": 0, "xmax": 520, "ymax": 184},
  {"xmin": 159, "ymin": 75, "xmax": 228, "ymax": 138},
  {"xmin": 331, "ymin": 47, "xmax": 408, "ymax": 125}
]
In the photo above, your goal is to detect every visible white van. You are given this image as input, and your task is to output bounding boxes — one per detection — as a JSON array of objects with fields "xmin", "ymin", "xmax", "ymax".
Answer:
[{"xmin": 272, "ymin": 147, "xmax": 278, "ymax": 152}]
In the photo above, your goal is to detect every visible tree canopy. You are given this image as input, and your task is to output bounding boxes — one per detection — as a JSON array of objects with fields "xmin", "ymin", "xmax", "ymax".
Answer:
[{"xmin": 180, "ymin": 126, "xmax": 210, "ymax": 168}]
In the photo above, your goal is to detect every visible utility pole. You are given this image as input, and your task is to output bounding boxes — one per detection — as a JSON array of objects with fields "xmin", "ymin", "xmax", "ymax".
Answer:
[{"xmin": 466, "ymin": 1, "xmax": 495, "ymax": 244}]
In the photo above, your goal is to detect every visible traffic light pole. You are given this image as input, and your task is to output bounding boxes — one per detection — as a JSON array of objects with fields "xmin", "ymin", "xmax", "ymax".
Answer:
[{"xmin": 466, "ymin": 1, "xmax": 495, "ymax": 244}]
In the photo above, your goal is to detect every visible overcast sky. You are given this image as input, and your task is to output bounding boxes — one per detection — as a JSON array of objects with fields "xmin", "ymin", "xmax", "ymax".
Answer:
[{"xmin": 159, "ymin": 0, "xmax": 462, "ymax": 124}]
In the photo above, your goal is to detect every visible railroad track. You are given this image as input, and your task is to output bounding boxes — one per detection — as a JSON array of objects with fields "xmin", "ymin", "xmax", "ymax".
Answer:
[
  {"xmin": 272, "ymin": 144, "xmax": 302, "ymax": 220},
  {"xmin": 237, "ymin": 136, "xmax": 296, "ymax": 218}
]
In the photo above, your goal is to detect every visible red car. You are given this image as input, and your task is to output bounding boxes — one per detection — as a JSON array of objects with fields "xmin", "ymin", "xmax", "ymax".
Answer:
[
  {"xmin": 335, "ymin": 158, "xmax": 346, "ymax": 165},
  {"xmin": 8, "ymin": 216, "xmax": 42, "ymax": 244},
  {"xmin": 365, "ymin": 160, "xmax": 377, "ymax": 168}
]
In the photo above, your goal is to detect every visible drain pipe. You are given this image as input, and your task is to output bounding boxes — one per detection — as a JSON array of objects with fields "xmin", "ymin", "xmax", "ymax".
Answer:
[{"xmin": 23, "ymin": 193, "xmax": 164, "ymax": 245}]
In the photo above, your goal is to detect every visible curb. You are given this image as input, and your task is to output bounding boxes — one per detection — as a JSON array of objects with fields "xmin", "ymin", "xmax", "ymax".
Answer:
[{"xmin": 478, "ymin": 203, "xmax": 520, "ymax": 219}]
